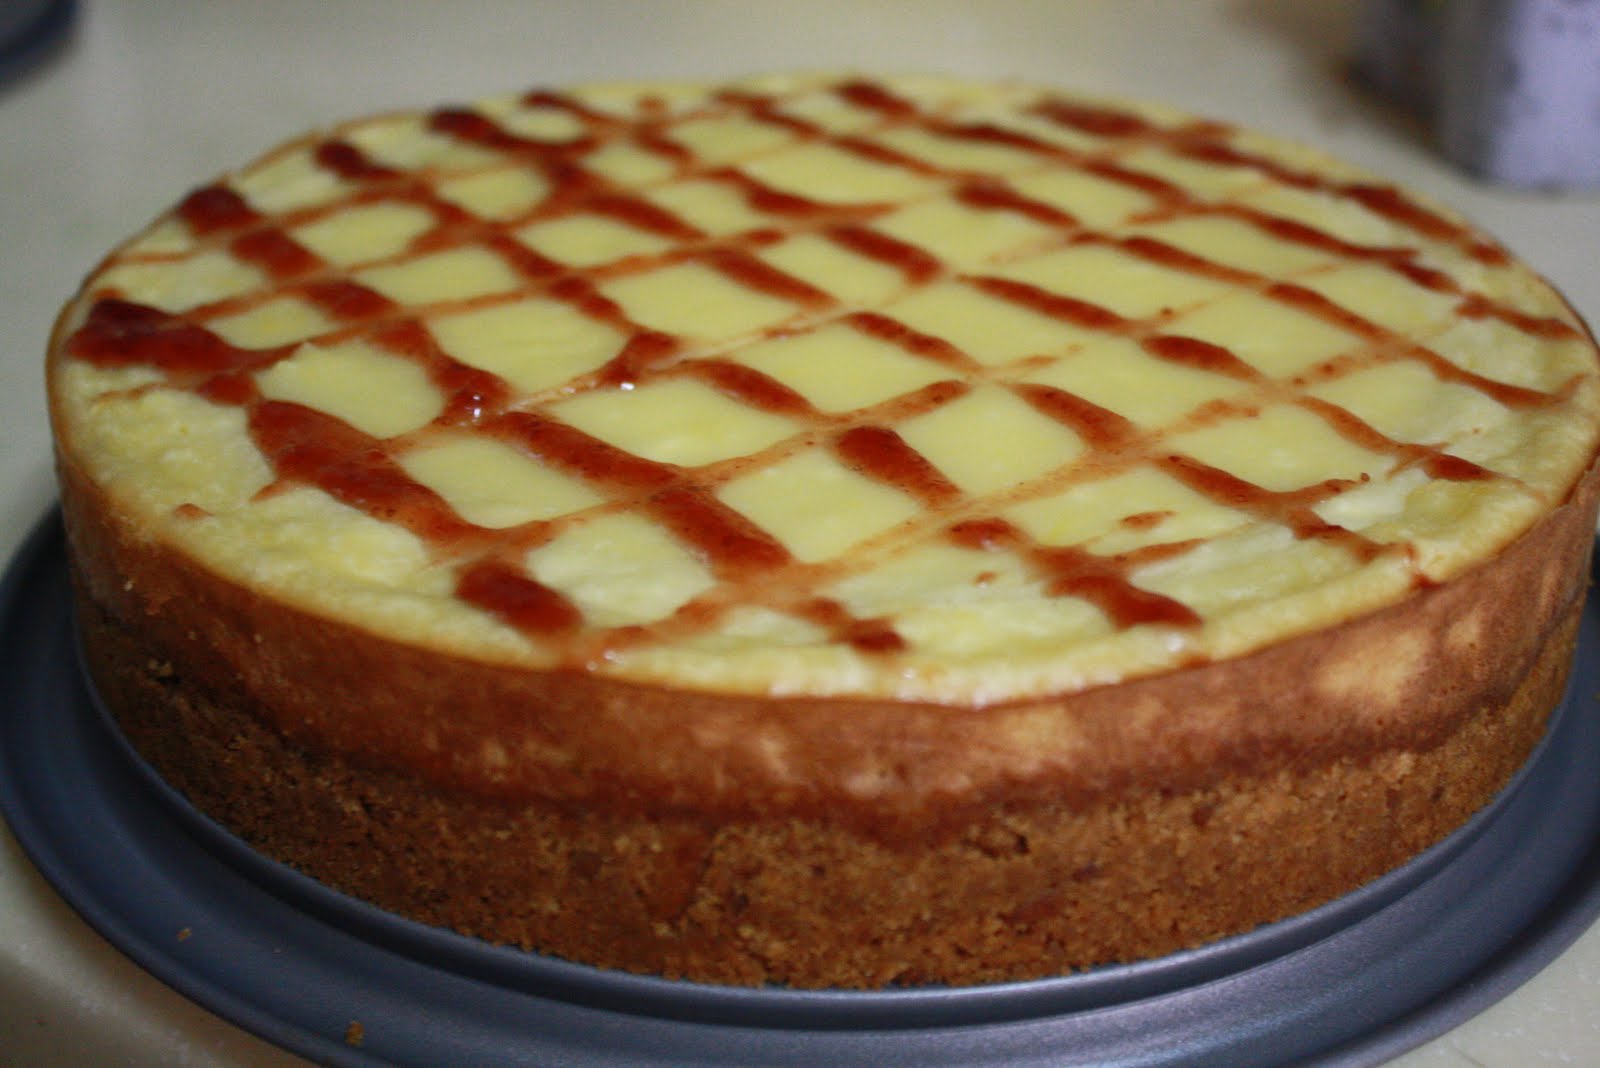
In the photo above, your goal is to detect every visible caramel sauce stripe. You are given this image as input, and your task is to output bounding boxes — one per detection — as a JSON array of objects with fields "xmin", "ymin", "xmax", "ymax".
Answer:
[{"xmin": 67, "ymin": 76, "xmax": 1584, "ymax": 657}]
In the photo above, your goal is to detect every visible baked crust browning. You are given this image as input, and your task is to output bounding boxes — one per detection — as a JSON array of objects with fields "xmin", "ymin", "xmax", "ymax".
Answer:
[
  {"xmin": 74, "ymin": 540, "xmax": 1583, "ymax": 988},
  {"xmin": 57, "ymin": 449, "xmax": 1600, "ymax": 824},
  {"xmin": 43, "ymin": 73, "xmax": 1600, "ymax": 706},
  {"xmin": 44, "ymin": 74, "xmax": 1600, "ymax": 988},
  {"xmin": 60, "ymin": 447, "xmax": 1598, "ymax": 986}
]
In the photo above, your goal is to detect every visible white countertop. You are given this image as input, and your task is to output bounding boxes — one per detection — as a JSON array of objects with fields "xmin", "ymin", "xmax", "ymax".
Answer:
[{"xmin": 2, "ymin": 2, "xmax": 1598, "ymax": 1064}]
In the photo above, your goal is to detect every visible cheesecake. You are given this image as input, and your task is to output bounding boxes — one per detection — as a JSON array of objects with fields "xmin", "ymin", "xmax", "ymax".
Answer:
[{"xmin": 46, "ymin": 73, "xmax": 1600, "ymax": 987}]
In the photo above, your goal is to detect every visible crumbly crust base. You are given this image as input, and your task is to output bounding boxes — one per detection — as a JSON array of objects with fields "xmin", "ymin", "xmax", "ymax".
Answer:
[
  {"xmin": 61, "ymin": 452, "xmax": 1599, "ymax": 987},
  {"xmin": 80, "ymin": 588, "xmax": 1576, "ymax": 987}
]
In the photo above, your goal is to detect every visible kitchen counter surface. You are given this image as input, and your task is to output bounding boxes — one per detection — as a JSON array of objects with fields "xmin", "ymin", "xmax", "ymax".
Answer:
[{"xmin": 3, "ymin": 3, "xmax": 1597, "ymax": 1064}]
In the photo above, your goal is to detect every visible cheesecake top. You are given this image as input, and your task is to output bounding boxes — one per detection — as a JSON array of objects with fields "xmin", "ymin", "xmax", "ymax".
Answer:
[{"xmin": 48, "ymin": 73, "xmax": 1600, "ymax": 704}]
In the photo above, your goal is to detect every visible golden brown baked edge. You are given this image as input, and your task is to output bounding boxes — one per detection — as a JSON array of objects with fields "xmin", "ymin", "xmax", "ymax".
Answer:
[
  {"xmin": 53, "ymin": 433, "xmax": 1600, "ymax": 986},
  {"xmin": 54, "ymin": 435, "xmax": 1600, "ymax": 825},
  {"xmin": 76, "ymin": 569, "xmax": 1581, "ymax": 987}
]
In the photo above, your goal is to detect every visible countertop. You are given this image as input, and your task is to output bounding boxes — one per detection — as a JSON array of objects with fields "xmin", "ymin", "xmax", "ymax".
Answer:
[{"xmin": 2, "ymin": 2, "xmax": 1597, "ymax": 1064}]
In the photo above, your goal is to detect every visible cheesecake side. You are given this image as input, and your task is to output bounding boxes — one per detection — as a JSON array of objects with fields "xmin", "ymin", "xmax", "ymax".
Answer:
[{"xmin": 45, "ymin": 73, "xmax": 1600, "ymax": 987}]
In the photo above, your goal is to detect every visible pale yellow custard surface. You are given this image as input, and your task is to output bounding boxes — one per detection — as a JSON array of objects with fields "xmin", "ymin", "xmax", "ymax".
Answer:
[{"xmin": 48, "ymin": 73, "xmax": 1600, "ymax": 704}]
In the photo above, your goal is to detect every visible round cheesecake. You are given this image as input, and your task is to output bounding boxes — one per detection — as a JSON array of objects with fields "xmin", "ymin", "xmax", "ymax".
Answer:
[{"xmin": 46, "ymin": 73, "xmax": 1600, "ymax": 987}]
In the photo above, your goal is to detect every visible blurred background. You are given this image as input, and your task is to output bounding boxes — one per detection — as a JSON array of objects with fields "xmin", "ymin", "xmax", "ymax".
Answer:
[{"xmin": 1, "ymin": 3, "xmax": 1596, "ymax": 1065}]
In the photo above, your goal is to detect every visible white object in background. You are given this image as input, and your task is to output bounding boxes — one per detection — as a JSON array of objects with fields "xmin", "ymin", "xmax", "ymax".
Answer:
[{"xmin": 1357, "ymin": 0, "xmax": 1600, "ymax": 188}]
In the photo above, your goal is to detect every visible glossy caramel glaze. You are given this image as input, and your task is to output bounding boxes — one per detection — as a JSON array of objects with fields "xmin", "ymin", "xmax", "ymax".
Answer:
[
  {"xmin": 47, "ymin": 73, "xmax": 1600, "ymax": 704},
  {"xmin": 45, "ymin": 74, "xmax": 1600, "ymax": 987}
]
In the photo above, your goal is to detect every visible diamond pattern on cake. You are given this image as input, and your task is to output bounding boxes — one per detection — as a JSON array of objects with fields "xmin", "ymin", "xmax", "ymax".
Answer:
[
  {"xmin": 1008, "ymin": 467, "xmax": 1251, "ymax": 555},
  {"xmin": 738, "ymin": 142, "xmax": 941, "ymax": 204},
  {"xmin": 527, "ymin": 512, "xmax": 717, "ymax": 627},
  {"xmin": 64, "ymin": 74, "xmax": 1591, "ymax": 689},
  {"xmin": 1134, "ymin": 215, "xmax": 1344, "ymax": 278},
  {"xmin": 579, "ymin": 140, "xmax": 681, "ymax": 187},
  {"xmin": 887, "ymin": 280, "xmax": 1096, "ymax": 366},
  {"xmin": 826, "ymin": 542, "xmax": 1032, "ymax": 616},
  {"xmin": 894, "ymin": 594, "xmax": 1118, "ymax": 660},
  {"xmin": 824, "ymin": 544, "xmax": 1114, "ymax": 656},
  {"xmin": 1133, "ymin": 525, "xmax": 1358, "ymax": 618},
  {"xmin": 426, "ymin": 299, "xmax": 627, "ymax": 395},
  {"xmin": 871, "ymin": 198, "xmax": 1060, "ymax": 269},
  {"xmin": 756, "ymin": 234, "xmax": 908, "ymax": 307},
  {"xmin": 1236, "ymin": 186, "xmax": 1387, "ymax": 251},
  {"xmin": 123, "ymin": 218, "xmax": 197, "ymax": 258},
  {"xmin": 1429, "ymin": 314, "xmax": 1596, "ymax": 393},
  {"xmin": 398, "ymin": 434, "xmax": 603, "ymax": 527},
  {"xmin": 516, "ymin": 214, "xmax": 676, "ymax": 268},
  {"xmin": 228, "ymin": 147, "xmax": 351, "ymax": 213},
  {"xmin": 97, "ymin": 252, "xmax": 265, "ymax": 314},
  {"xmin": 209, "ymin": 297, "xmax": 333, "ymax": 349},
  {"xmin": 356, "ymin": 246, "xmax": 524, "ymax": 305},
  {"xmin": 667, "ymin": 115, "xmax": 802, "ymax": 166},
  {"xmin": 998, "ymin": 242, "xmax": 1239, "ymax": 320},
  {"xmin": 291, "ymin": 201, "xmax": 437, "ymax": 268},
  {"xmin": 600, "ymin": 262, "xmax": 805, "ymax": 340},
  {"xmin": 1007, "ymin": 169, "xmax": 1155, "ymax": 230},
  {"xmin": 717, "ymin": 448, "xmax": 922, "ymax": 562},
  {"xmin": 1294, "ymin": 263, "xmax": 1461, "ymax": 336},
  {"xmin": 875, "ymin": 126, "xmax": 1051, "ymax": 176},
  {"xmin": 255, "ymin": 339, "xmax": 444, "ymax": 438},
  {"xmin": 1311, "ymin": 464, "xmax": 1432, "ymax": 537},
  {"xmin": 897, "ymin": 385, "xmax": 1084, "ymax": 495},
  {"xmin": 1166, "ymin": 404, "xmax": 1393, "ymax": 493},
  {"xmin": 435, "ymin": 169, "xmax": 550, "ymax": 221},
  {"xmin": 486, "ymin": 101, "xmax": 590, "ymax": 143},
  {"xmin": 345, "ymin": 114, "xmax": 500, "ymax": 172},
  {"xmin": 1170, "ymin": 292, "xmax": 1360, "ymax": 378},
  {"xmin": 550, "ymin": 377, "xmax": 800, "ymax": 466},
  {"xmin": 732, "ymin": 322, "xmax": 953, "ymax": 413},
  {"xmin": 1116, "ymin": 144, "xmax": 1271, "ymax": 201},
  {"xmin": 764, "ymin": 88, "xmax": 884, "ymax": 136},
  {"xmin": 641, "ymin": 179, "xmax": 773, "ymax": 237},
  {"xmin": 1022, "ymin": 337, "xmax": 1248, "ymax": 429},
  {"xmin": 1308, "ymin": 362, "xmax": 1511, "ymax": 450}
]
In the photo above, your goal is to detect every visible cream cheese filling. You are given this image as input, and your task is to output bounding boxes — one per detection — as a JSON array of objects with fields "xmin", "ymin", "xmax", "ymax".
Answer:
[{"xmin": 50, "ymin": 73, "xmax": 1600, "ymax": 704}]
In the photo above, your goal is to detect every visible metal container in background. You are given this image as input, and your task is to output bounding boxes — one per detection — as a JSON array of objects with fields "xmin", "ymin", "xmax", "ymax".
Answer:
[{"xmin": 1356, "ymin": 0, "xmax": 1600, "ymax": 189}]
